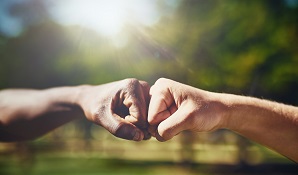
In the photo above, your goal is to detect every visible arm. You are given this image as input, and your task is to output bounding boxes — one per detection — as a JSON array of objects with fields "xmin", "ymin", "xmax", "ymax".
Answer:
[
  {"xmin": 0, "ymin": 87, "xmax": 83, "ymax": 141},
  {"xmin": 0, "ymin": 78, "xmax": 150, "ymax": 142},
  {"xmin": 148, "ymin": 78, "xmax": 298, "ymax": 162},
  {"xmin": 223, "ymin": 94, "xmax": 298, "ymax": 162}
]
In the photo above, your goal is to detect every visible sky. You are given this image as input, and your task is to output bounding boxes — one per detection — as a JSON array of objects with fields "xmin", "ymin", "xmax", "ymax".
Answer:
[
  {"xmin": 1, "ymin": 0, "xmax": 297, "ymax": 38},
  {"xmin": 0, "ymin": 0, "xmax": 26, "ymax": 36},
  {"xmin": 0, "ymin": 0, "xmax": 180, "ymax": 37}
]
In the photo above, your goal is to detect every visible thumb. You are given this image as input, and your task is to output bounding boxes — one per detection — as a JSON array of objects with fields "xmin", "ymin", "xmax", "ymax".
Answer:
[
  {"xmin": 115, "ymin": 120, "xmax": 144, "ymax": 141},
  {"xmin": 104, "ymin": 114, "xmax": 145, "ymax": 141},
  {"xmin": 155, "ymin": 104, "xmax": 190, "ymax": 142}
]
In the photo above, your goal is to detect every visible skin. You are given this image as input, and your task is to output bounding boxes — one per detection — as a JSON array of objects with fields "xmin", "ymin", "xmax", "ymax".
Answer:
[
  {"xmin": 148, "ymin": 78, "xmax": 298, "ymax": 162},
  {"xmin": 0, "ymin": 78, "xmax": 150, "ymax": 142}
]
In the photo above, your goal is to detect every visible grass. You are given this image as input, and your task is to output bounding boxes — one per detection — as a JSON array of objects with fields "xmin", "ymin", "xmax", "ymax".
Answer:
[
  {"xmin": 0, "ymin": 130, "xmax": 296, "ymax": 175},
  {"xmin": 0, "ymin": 153, "xmax": 297, "ymax": 175}
]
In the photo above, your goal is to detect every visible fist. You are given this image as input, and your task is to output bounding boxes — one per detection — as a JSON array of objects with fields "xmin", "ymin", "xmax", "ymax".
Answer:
[
  {"xmin": 78, "ymin": 78, "xmax": 151, "ymax": 141},
  {"xmin": 148, "ymin": 78, "xmax": 225, "ymax": 141}
]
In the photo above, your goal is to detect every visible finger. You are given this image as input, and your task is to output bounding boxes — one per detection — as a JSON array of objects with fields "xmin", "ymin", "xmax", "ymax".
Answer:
[
  {"xmin": 148, "ymin": 84, "xmax": 174, "ymax": 125},
  {"xmin": 155, "ymin": 104, "xmax": 190, "ymax": 141},
  {"xmin": 139, "ymin": 80, "xmax": 151, "ymax": 104},
  {"xmin": 124, "ymin": 115, "xmax": 151, "ymax": 140},
  {"xmin": 149, "ymin": 109, "xmax": 171, "ymax": 125},
  {"xmin": 137, "ymin": 80, "xmax": 151, "ymax": 127},
  {"xmin": 124, "ymin": 99, "xmax": 147, "ymax": 128},
  {"xmin": 124, "ymin": 83, "xmax": 148, "ymax": 129},
  {"xmin": 139, "ymin": 80, "xmax": 151, "ymax": 114},
  {"xmin": 114, "ymin": 121, "xmax": 144, "ymax": 141},
  {"xmin": 142, "ymin": 129, "xmax": 152, "ymax": 140},
  {"xmin": 125, "ymin": 115, "xmax": 138, "ymax": 124},
  {"xmin": 138, "ymin": 80, "xmax": 152, "ymax": 140},
  {"xmin": 148, "ymin": 125, "xmax": 158, "ymax": 137},
  {"xmin": 101, "ymin": 113, "xmax": 145, "ymax": 141}
]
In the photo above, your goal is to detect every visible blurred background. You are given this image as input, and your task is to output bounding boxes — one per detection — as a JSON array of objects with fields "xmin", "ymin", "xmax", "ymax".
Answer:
[{"xmin": 0, "ymin": 0, "xmax": 298, "ymax": 174}]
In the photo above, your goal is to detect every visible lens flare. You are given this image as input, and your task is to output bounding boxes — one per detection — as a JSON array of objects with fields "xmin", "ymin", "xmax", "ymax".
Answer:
[{"xmin": 49, "ymin": 0, "xmax": 160, "ymax": 37}]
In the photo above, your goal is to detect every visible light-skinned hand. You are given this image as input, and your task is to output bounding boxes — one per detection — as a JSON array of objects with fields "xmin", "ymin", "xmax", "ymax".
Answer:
[{"xmin": 148, "ymin": 78, "xmax": 225, "ymax": 141}]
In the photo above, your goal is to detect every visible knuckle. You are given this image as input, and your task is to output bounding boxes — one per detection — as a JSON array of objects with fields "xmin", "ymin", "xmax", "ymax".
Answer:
[
  {"xmin": 152, "ymin": 78, "xmax": 171, "ymax": 95},
  {"xmin": 121, "ymin": 79, "xmax": 142, "ymax": 97},
  {"xmin": 155, "ymin": 78, "xmax": 168, "ymax": 86},
  {"xmin": 151, "ymin": 86, "xmax": 167, "ymax": 98},
  {"xmin": 139, "ymin": 80, "xmax": 149, "ymax": 87},
  {"xmin": 123, "ymin": 78, "xmax": 139, "ymax": 88}
]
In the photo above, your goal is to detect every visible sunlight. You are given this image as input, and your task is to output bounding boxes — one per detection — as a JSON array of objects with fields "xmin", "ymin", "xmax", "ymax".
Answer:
[{"xmin": 49, "ymin": 0, "xmax": 160, "ymax": 37}]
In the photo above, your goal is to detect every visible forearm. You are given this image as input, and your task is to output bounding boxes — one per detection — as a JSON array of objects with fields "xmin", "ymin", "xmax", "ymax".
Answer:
[
  {"xmin": 0, "ymin": 86, "xmax": 85, "ymax": 141},
  {"xmin": 220, "ymin": 93, "xmax": 298, "ymax": 161}
]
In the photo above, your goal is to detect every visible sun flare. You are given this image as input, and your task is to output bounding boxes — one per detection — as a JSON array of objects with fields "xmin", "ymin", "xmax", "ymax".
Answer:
[{"xmin": 49, "ymin": 0, "xmax": 160, "ymax": 37}]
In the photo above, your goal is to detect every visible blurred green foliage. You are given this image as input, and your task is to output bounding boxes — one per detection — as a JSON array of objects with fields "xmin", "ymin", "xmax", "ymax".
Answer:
[
  {"xmin": 0, "ymin": 0, "xmax": 298, "ymax": 169},
  {"xmin": 1, "ymin": 0, "xmax": 297, "ymax": 104}
]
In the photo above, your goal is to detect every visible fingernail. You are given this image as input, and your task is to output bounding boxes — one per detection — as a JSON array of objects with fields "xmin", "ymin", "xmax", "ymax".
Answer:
[{"xmin": 133, "ymin": 130, "xmax": 141, "ymax": 141}]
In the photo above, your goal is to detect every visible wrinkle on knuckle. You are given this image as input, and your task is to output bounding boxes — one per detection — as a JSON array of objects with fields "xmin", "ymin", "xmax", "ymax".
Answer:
[
  {"xmin": 122, "ymin": 79, "xmax": 142, "ymax": 101},
  {"xmin": 139, "ymin": 80, "xmax": 149, "ymax": 88}
]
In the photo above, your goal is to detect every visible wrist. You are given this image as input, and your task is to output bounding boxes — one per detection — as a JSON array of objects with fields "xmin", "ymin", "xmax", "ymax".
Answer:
[
  {"xmin": 209, "ymin": 92, "xmax": 235, "ymax": 130},
  {"xmin": 193, "ymin": 90, "xmax": 232, "ymax": 131},
  {"xmin": 42, "ymin": 86, "xmax": 84, "ymax": 110},
  {"xmin": 217, "ymin": 93, "xmax": 256, "ymax": 131},
  {"xmin": 72, "ymin": 84, "xmax": 93, "ymax": 107}
]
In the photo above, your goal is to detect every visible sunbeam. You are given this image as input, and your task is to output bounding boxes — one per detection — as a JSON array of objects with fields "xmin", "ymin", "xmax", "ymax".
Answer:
[{"xmin": 49, "ymin": 0, "xmax": 160, "ymax": 37}]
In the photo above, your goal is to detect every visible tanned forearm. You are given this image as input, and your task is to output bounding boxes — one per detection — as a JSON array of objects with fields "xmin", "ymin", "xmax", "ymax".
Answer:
[
  {"xmin": 147, "ymin": 78, "xmax": 298, "ymax": 162},
  {"xmin": 221, "ymin": 93, "xmax": 298, "ymax": 161},
  {"xmin": 0, "ymin": 87, "xmax": 85, "ymax": 141},
  {"xmin": 0, "ymin": 79, "xmax": 151, "ymax": 142}
]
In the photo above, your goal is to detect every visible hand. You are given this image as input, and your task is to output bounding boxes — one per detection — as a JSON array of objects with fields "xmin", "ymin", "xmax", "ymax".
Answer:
[
  {"xmin": 77, "ymin": 79, "xmax": 151, "ymax": 141},
  {"xmin": 148, "ymin": 78, "xmax": 226, "ymax": 141}
]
